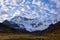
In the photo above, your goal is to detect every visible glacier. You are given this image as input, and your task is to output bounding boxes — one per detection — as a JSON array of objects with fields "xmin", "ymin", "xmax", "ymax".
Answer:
[{"xmin": 0, "ymin": 0, "xmax": 60, "ymax": 32}]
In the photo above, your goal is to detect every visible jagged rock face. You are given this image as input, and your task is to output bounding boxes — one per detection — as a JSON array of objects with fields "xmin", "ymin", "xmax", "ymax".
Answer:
[{"xmin": 0, "ymin": 0, "xmax": 60, "ymax": 32}]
